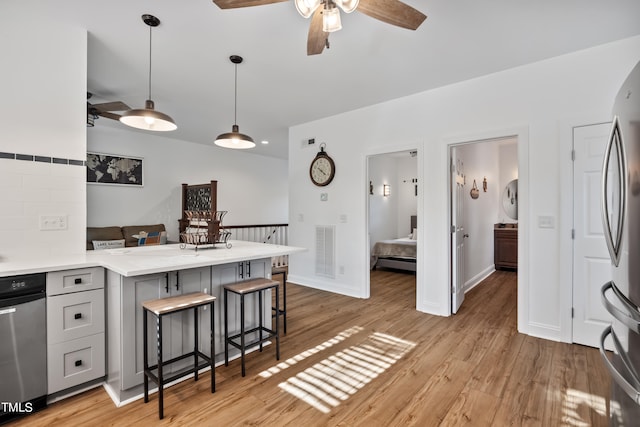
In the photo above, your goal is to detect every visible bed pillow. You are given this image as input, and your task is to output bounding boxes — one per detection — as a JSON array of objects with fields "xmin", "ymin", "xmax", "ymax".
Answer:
[
  {"xmin": 92, "ymin": 239, "xmax": 126, "ymax": 250},
  {"xmin": 410, "ymin": 228, "xmax": 418, "ymax": 240}
]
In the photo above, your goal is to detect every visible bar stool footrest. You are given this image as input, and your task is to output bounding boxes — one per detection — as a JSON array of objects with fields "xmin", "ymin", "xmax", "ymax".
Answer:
[
  {"xmin": 145, "ymin": 360, "xmax": 213, "ymax": 387},
  {"xmin": 226, "ymin": 328, "xmax": 277, "ymax": 351}
]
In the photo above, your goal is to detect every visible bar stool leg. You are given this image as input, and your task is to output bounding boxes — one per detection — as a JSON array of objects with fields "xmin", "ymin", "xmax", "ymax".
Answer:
[
  {"xmin": 240, "ymin": 294, "xmax": 246, "ymax": 377},
  {"xmin": 143, "ymin": 308, "xmax": 149, "ymax": 403},
  {"xmin": 224, "ymin": 288, "xmax": 229, "ymax": 367},
  {"xmin": 258, "ymin": 291, "xmax": 264, "ymax": 352},
  {"xmin": 193, "ymin": 306, "xmax": 199, "ymax": 382},
  {"xmin": 157, "ymin": 314, "xmax": 164, "ymax": 420},
  {"xmin": 282, "ymin": 273, "xmax": 287, "ymax": 335},
  {"xmin": 275, "ymin": 285, "xmax": 280, "ymax": 360},
  {"xmin": 210, "ymin": 300, "xmax": 215, "ymax": 393}
]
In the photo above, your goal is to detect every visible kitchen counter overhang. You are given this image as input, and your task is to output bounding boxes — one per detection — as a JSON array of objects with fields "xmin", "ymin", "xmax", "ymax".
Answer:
[{"xmin": 0, "ymin": 240, "xmax": 305, "ymax": 277}]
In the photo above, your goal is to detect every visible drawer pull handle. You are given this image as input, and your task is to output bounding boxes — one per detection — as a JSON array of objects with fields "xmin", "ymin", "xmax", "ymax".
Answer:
[
  {"xmin": 74, "ymin": 278, "xmax": 82, "ymax": 284},
  {"xmin": 74, "ymin": 313, "xmax": 82, "ymax": 320},
  {"xmin": 75, "ymin": 360, "xmax": 82, "ymax": 367}
]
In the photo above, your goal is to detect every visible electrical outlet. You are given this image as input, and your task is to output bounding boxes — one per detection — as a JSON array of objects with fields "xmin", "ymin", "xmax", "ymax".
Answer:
[
  {"xmin": 39, "ymin": 215, "xmax": 67, "ymax": 231},
  {"xmin": 320, "ymin": 193, "xmax": 328, "ymax": 201}
]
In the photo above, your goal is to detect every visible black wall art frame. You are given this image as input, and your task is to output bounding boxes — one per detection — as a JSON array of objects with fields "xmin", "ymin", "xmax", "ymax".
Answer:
[{"xmin": 86, "ymin": 152, "xmax": 143, "ymax": 186}]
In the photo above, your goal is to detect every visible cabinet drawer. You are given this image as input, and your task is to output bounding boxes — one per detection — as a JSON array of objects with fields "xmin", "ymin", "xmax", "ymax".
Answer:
[
  {"xmin": 47, "ymin": 267, "xmax": 104, "ymax": 295},
  {"xmin": 47, "ymin": 289, "xmax": 105, "ymax": 344},
  {"xmin": 47, "ymin": 333, "xmax": 105, "ymax": 394}
]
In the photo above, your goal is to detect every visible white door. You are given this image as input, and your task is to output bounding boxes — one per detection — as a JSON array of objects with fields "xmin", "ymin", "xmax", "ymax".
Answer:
[
  {"xmin": 572, "ymin": 123, "xmax": 614, "ymax": 348},
  {"xmin": 451, "ymin": 153, "xmax": 466, "ymax": 314}
]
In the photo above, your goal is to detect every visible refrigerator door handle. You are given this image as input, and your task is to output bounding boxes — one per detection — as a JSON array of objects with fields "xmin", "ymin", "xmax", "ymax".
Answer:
[
  {"xmin": 600, "ymin": 326, "xmax": 640, "ymax": 404},
  {"xmin": 600, "ymin": 116, "xmax": 627, "ymax": 267},
  {"xmin": 602, "ymin": 281, "xmax": 640, "ymax": 334}
]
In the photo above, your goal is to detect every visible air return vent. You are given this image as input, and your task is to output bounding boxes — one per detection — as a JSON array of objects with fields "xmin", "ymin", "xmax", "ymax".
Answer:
[{"xmin": 315, "ymin": 225, "xmax": 335, "ymax": 278}]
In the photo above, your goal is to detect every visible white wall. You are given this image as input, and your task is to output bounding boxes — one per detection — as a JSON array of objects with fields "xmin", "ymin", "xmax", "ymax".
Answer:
[
  {"xmin": 0, "ymin": 10, "xmax": 87, "ymax": 261},
  {"xmin": 498, "ymin": 141, "xmax": 519, "ymax": 223},
  {"xmin": 395, "ymin": 155, "xmax": 418, "ymax": 238},
  {"xmin": 456, "ymin": 141, "xmax": 500, "ymax": 288},
  {"xmin": 368, "ymin": 154, "xmax": 398, "ymax": 251},
  {"xmin": 288, "ymin": 35, "xmax": 640, "ymax": 341},
  {"xmin": 87, "ymin": 125, "xmax": 288, "ymax": 241}
]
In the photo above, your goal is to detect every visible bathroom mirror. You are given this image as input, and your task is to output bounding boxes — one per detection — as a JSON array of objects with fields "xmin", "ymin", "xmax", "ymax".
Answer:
[{"xmin": 502, "ymin": 179, "xmax": 518, "ymax": 220}]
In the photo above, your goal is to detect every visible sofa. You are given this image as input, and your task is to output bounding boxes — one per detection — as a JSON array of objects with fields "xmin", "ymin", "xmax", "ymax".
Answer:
[{"xmin": 86, "ymin": 224, "xmax": 166, "ymax": 250}]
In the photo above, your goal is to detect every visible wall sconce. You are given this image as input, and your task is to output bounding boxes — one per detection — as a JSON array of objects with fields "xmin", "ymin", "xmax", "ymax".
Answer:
[{"xmin": 383, "ymin": 184, "xmax": 390, "ymax": 197}]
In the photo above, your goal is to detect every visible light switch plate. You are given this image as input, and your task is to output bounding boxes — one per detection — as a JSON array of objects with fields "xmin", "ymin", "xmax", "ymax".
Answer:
[
  {"xmin": 40, "ymin": 215, "xmax": 67, "ymax": 230},
  {"xmin": 538, "ymin": 215, "xmax": 555, "ymax": 229},
  {"xmin": 320, "ymin": 193, "xmax": 328, "ymax": 201}
]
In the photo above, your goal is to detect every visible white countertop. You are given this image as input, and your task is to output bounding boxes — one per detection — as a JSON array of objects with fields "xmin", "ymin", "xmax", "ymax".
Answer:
[{"xmin": 0, "ymin": 241, "xmax": 306, "ymax": 277}]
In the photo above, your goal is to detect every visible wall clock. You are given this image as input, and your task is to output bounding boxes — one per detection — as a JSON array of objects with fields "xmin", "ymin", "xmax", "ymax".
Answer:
[{"xmin": 309, "ymin": 144, "xmax": 335, "ymax": 187}]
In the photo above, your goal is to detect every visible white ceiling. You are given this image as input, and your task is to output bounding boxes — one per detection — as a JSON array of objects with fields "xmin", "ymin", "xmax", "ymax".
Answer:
[{"xmin": 35, "ymin": 0, "xmax": 640, "ymax": 158}]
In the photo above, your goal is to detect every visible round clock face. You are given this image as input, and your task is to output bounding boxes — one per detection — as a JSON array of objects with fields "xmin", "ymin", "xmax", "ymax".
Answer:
[{"xmin": 310, "ymin": 155, "xmax": 335, "ymax": 186}]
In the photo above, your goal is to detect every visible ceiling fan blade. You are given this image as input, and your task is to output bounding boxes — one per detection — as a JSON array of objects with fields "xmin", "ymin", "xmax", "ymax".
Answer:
[
  {"xmin": 97, "ymin": 111, "xmax": 122, "ymax": 121},
  {"xmin": 357, "ymin": 0, "xmax": 426, "ymax": 30},
  {"xmin": 307, "ymin": 7, "xmax": 329, "ymax": 55},
  {"xmin": 212, "ymin": 0, "xmax": 287, "ymax": 9},
  {"xmin": 92, "ymin": 101, "xmax": 130, "ymax": 112}
]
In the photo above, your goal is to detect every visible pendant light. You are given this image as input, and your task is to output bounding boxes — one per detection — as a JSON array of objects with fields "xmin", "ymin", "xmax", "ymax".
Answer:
[
  {"xmin": 119, "ymin": 14, "xmax": 177, "ymax": 132},
  {"xmin": 214, "ymin": 55, "xmax": 255, "ymax": 149}
]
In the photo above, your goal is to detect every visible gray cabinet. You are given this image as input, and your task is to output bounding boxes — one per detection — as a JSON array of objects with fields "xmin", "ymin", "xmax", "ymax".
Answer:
[
  {"xmin": 120, "ymin": 267, "xmax": 211, "ymax": 390},
  {"xmin": 106, "ymin": 258, "xmax": 271, "ymax": 400},
  {"xmin": 46, "ymin": 267, "xmax": 105, "ymax": 394}
]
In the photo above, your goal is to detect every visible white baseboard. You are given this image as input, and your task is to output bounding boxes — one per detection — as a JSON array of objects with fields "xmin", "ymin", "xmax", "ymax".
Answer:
[{"xmin": 464, "ymin": 265, "xmax": 496, "ymax": 294}]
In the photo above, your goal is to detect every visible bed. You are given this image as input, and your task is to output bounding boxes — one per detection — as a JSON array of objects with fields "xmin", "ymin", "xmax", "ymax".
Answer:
[{"xmin": 371, "ymin": 215, "xmax": 417, "ymax": 272}]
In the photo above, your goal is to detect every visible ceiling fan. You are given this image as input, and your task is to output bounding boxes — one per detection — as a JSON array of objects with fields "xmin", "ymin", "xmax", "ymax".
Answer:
[
  {"xmin": 86, "ymin": 92, "xmax": 130, "ymax": 127},
  {"xmin": 212, "ymin": 0, "xmax": 427, "ymax": 55}
]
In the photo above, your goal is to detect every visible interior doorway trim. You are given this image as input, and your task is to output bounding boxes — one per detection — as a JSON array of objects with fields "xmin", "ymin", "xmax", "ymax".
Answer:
[
  {"xmin": 364, "ymin": 144, "xmax": 423, "ymax": 306},
  {"xmin": 444, "ymin": 126, "xmax": 529, "ymax": 333}
]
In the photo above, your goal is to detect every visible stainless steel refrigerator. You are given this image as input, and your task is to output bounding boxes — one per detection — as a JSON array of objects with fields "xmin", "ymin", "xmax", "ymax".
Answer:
[{"xmin": 600, "ymin": 60, "xmax": 640, "ymax": 426}]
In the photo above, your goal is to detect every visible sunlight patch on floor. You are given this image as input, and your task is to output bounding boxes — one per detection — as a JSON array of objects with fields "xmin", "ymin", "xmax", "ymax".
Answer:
[
  {"xmin": 276, "ymin": 332, "xmax": 416, "ymax": 413},
  {"xmin": 560, "ymin": 388, "xmax": 607, "ymax": 426},
  {"xmin": 259, "ymin": 326, "xmax": 364, "ymax": 378}
]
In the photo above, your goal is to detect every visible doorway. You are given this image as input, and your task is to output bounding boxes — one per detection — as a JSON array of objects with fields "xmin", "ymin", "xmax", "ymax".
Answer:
[
  {"xmin": 449, "ymin": 136, "xmax": 518, "ymax": 314},
  {"xmin": 367, "ymin": 150, "xmax": 418, "ymax": 305}
]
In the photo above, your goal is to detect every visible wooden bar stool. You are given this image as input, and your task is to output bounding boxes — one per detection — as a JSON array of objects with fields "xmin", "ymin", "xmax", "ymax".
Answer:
[
  {"xmin": 271, "ymin": 265, "xmax": 288, "ymax": 334},
  {"xmin": 224, "ymin": 278, "xmax": 279, "ymax": 377},
  {"xmin": 143, "ymin": 292, "xmax": 216, "ymax": 420}
]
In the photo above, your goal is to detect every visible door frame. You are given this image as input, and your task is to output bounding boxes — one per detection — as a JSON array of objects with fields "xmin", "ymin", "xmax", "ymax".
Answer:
[
  {"xmin": 364, "ymin": 145, "xmax": 422, "ymax": 302},
  {"xmin": 445, "ymin": 126, "xmax": 528, "ymax": 331}
]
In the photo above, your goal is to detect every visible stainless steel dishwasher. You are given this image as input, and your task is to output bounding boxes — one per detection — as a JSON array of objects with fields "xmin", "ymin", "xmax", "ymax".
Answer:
[{"xmin": 0, "ymin": 273, "xmax": 47, "ymax": 424}]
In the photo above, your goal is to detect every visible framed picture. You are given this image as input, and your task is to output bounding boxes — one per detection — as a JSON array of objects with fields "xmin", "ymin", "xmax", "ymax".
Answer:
[{"xmin": 86, "ymin": 152, "xmax": 143, "ymax": 186}]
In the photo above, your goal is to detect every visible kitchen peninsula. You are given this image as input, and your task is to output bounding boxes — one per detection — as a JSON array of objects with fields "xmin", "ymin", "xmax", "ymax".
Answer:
[{"xmin": 0, "ymin": 241, "xmax": 305, "ymax": 407}]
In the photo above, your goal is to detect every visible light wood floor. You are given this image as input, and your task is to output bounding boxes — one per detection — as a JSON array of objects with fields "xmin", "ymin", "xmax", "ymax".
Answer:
[{"xmin": 12, "ymin": 270, "xmax": 609, "ymax": 426}]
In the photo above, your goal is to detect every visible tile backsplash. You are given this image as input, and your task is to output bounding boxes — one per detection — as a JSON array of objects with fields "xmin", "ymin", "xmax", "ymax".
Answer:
[{"xmin": 0, "ymin": 155, "xmax": 86, "ymax": 261}]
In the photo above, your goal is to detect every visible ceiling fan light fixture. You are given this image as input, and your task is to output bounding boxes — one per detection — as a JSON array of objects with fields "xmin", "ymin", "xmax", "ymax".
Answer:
[
  {"xmin": 295, "ymin": 0, "xmax": 322, "ymax": 18},
  {"xmin": 322, "ymin": 6, "xmax": 342, "ymax": 32},
  {"xmin": 120, "ymin": 14, "xmax": 177, "ymax": 132},
  {"xmin": 334, "ymin": 0, "xmax": 359, "ymax": 13}
]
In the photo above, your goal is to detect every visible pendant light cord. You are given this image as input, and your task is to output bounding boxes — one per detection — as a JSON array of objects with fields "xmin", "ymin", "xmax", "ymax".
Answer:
[
  {"xmin": 233, "ymin": 62, "xmax": 238, "ymax": 126},
  {"xmin": 148, "ymin": 24, "xmax": 153, "ymax": 100}
]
